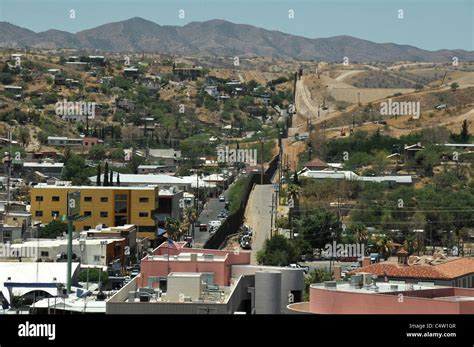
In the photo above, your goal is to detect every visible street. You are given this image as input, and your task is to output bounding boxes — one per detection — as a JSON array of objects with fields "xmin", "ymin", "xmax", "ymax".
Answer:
[
  {"xmin": 244, "ymin": 184, "xmax": 275, "ymax": 264},
  {"xmin": 193, "ymin": 189, "xmax": 230, "ymax": 248}
]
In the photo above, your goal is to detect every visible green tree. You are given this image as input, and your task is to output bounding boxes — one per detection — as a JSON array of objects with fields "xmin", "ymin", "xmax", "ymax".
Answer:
[
  {"xmin": 256, "ymin": 235, "xmax": 297, "ymax": 266},
  {"xmin": 347, "ymin": 223, "xmax": 368, "ymax": 244},
  {"xmin": 96, "ymin": 163, "xmax": 101, "ymax": 186},
  {"xmin": 415, "ymin": 147, "xmax": 440, "ymax": 176},
  {"xmin": 109, "ymin": 168, "xmax": 113, "ymax": 186},
  {"xmin": 103, "ymin": 162, "xmax": 109, "ymax": 186},
  {"xmin": 78, "ymin": 268, "xmax": 109, "ymax": 285},
  {"xmin": 460, "ymin": 119, "xmax": 470, "ymax": 143},
  {"xmin": 165, "ymin": 217, "xmax": 183, "ymax": 241},
  {"xmin": 17, "ymin": 127, "xmax": 30, "ymax": 147},
  {"xmin": 450, "ymin": 82, "xmax": 459, "ymax": 91},
  {"xmin": 304, "ymin": 269, "xmax": 333, "ymax": 300},
  {"xmin": 40, "ymin": 220, "xmax": 67, "ymax": 238},
  {"xmin": 374, "ymin": 235, "xmax": 394, "ymax": 260},
  {"xmin": 110, "ymin": 148, "xmax": 125, "ymax": 160},
  {"xmin": 297, "ymin": 209, "xmax": 340, "ymax": 250},
  {"xmin": 88, "ymin": 144, "xmax": 107, "ymax": 160},
  {"xmin": 62, "ymin": 152, "xmax": 91, "ymax": 185}
]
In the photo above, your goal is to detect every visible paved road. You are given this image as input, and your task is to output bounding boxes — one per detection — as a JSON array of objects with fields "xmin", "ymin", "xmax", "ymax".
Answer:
[
  {"xmin": 244, "ymin": 184, "xmax": 275, "ymax": 264},
  {"xmin": 193, "ymin": 187, "xmax": 232, "ymax": 248}
]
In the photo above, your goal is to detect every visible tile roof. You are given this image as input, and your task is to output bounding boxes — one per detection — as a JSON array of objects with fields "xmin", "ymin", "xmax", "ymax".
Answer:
[
  {"xmin": 305, "ymin": 158, "xmax": 328, "ymax": 168},
  {"xmin": 352, "ymin": 257, "xmax": 474, "ymax": 280}
]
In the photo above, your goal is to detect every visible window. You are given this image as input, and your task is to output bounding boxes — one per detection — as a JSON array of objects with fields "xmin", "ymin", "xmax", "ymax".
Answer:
[
  {"xmin": 114, "ymin": 201, "xmax": 127, "ymax": 214},
  {"xmin": 35, "ymin": 211, "xmax": 43, "ymax": 217},
  {"xmin": 35, "ymin": 196, "xmax": 43, "ymax": 202},
  {"xmin": 114, "ymin": 215, "xmax": 127, "ymax": 226},
  {"xmin": 84, "ymin": 196, "xmax": 92, "ymax": 202},
  {"xmin": 52, "ymin": 196, "xmax": 60, "ymax": 202},
  {"xmin": 100, "ymin": 211, "xmax": 108, "ymax": 218},
  {"xmin": 139, "ymin": 197, "xmax": 149, "ymax": 203},
  {"xmin": 100, "ymin": 197, "xmax": 108, "ymax": 203},
  {"xmin": 94, "ymin": 255, "xmax": 101, "ymax": 262},
  {"xmin": 84, "ymin": 211, "xmax": 92, "ymax": 217},
  {"xmin": 3, "ymin": 230, "xmax": 12, "ymax": 242},
  {"xmin": 40, "ymin": 251, "xmax": 49, "ymax": 257},
  {"xmin": 51, "ymin": 211, "xmax": 59, "ymax": 218},
  {"xmin": 139, "ymin": 212, "xmax": 149, "ymax": 218},
  {"xmin": 115, "ymin": 194, "xmax": 128, "ymax": 200}
]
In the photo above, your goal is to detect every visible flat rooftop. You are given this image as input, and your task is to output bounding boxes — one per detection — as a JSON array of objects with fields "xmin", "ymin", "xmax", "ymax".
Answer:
[
  {"xmin": 311, "ymin": 281, "xmax": 447, "ymax": 294},
  {"xmin": 33, "ymin": 184, "xmax": 157, "ymax": 191},
  {"xmin": 146, "ymin": 253, "xmax": 227, "ymax": 262}
]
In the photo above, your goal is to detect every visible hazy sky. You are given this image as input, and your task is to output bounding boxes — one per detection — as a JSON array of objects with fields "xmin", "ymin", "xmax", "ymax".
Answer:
[{"xmin": 0, "ymin": 0, "xmax": 473, "ymax": 51}]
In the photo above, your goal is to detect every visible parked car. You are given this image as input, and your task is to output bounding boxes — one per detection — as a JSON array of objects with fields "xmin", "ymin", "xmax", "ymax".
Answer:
[
  {"xmin": 208, "ymin": 220, "xmax": 222, "ymax": 229},
  {"xmin": 224, "ymin": 201, "xmax": 230, "ymax": 210},
  {"xmin": 370, "ymin": 253, "xmax": 380, "ymax": 263},
  {"xmin": 218, "ymin": 211, "xmax": 228, "ymax": 219},
  {"xmin": 240, "ymin": 235, "xmax": 251, "ymax": 249},
  {"xmin": 219, "ymin": 195, "xmax": 225, "ymax": 202},
  {"xmin": 199, "ymin": 224, "xmax": 207, "ymax": 232}
]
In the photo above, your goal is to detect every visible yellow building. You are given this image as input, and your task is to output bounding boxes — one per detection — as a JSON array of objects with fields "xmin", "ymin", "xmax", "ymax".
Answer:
[{"xmin": 31, "ymin": 185, "xmax": 159, "ymax": 239}]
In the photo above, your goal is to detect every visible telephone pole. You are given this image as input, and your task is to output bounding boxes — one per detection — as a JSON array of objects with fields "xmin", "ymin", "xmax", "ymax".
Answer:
[{"xmin": 259, "ymin": 138, "xmax": 264, "ymax": 185}]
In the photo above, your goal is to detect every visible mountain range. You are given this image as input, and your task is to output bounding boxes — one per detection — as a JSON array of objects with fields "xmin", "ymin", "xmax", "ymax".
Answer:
[{"xmin": 1, "ymin": 17, "xmax": 473, "ymax": 62}]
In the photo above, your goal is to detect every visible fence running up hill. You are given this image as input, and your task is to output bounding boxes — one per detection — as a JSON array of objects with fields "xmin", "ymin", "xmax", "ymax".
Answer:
[{"xmin": 203, "ymin": 154, "xmax": 279, "ymax": 249}]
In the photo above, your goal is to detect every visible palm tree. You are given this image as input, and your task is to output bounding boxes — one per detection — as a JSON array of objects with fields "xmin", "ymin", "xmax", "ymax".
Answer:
[
  {"xmin": 165, "ymin": 217, "xmax": 183, "ymax": 241},
  {"xmin": 349, "ymin": 223, "xmax": 368, "ymax": 244},
  {"xmin": 287, "ymin": 183, "xmax": 301, "ymax": 203},
  {"xmin": 375, "ymin": 235, "xmax": 394, "ymax": 260},
  {"xmin": 403, "ymin": 235, "xmax": 418, "ymax": 255}
]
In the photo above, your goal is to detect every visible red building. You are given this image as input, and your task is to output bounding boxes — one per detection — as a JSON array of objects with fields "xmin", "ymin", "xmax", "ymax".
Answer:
[{"xmin": 138, "ymin": 242, "xmax": 251, "ymax": 287}]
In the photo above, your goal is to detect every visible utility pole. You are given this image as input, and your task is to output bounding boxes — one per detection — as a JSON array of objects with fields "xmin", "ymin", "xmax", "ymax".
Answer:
[
  {"xmin": 270, "ymin": 193, "xmax": 274, "ymax": 239},
  {"xmin": 66, "ymin": 217, "xmax": 73, "ymax": 294},
  {"xmin": 5, "ymin": 130, "xmax": 12, "ymax": 221},
  {"xmin": 196, "ymin": 169, "xmax": 199, "ymax": 215},
  {"xmin": 259, "ymin": 138, "xmax": 264, "ymax": 185}
]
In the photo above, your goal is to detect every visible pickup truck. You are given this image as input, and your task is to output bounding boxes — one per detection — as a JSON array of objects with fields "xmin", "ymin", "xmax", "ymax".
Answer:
[{"xmin": 287, "ymin": 263, "xmax": 310, "ymax": 274}]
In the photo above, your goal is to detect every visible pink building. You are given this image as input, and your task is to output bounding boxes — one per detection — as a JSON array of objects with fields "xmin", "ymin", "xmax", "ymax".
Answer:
[
  {"xmin": 83, "ymin": 137, "xmax": 100, "ymax": 148},
  {"xmin": 288, "ymin": 281, "xmax": 474, "ymax": 314},
  {"xmin": 138, "ymin": 243, "xmax": 251, "ymax": 287}
]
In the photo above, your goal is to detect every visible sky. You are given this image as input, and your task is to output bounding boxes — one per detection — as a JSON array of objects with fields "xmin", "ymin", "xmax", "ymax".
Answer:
[{"xmin": 0, "ymin": 0, "xmax": 473, "ymax": 51}]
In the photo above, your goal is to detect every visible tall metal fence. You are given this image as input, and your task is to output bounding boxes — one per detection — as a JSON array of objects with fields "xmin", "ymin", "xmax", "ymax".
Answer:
[{"xmin": 203, "ymin": 155, "xmax": 279, "ymax": 249}]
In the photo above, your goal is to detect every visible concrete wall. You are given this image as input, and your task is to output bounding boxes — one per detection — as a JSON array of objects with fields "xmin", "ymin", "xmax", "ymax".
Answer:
[
  {"xmin": 308, "ymin": 286, "xmax": 474, "ymax": 314},
  {"xmin": 232, "ymin": 265, "xmax": 304, "ymax": 313}
]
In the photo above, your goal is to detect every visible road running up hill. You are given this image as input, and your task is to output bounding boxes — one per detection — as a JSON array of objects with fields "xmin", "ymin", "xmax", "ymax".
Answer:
[{"xmin": 244, "ymin": 184, "xmax": 275, "ymax": 264}]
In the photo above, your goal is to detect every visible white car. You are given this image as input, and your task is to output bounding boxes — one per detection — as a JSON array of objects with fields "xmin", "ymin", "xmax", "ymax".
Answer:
[{"xmin": 208, "ymin": 220, "xmax": 222, "ymax": 229}]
